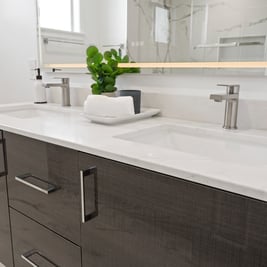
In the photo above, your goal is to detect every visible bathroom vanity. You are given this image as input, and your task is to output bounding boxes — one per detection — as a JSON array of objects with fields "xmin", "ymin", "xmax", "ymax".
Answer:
[{"xmin": 0, "ymin": 104, "xmax": 267, "ymax": 267}]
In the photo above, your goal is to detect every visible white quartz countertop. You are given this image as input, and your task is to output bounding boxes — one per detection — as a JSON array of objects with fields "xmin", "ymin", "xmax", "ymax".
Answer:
[{"xmin": 1, "ymin": 103, "xmax": 267, "ymax": 202}]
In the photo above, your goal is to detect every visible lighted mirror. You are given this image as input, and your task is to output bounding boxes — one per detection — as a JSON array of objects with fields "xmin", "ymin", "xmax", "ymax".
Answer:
[{"xmin": 37, "ymin": 0, "xmax": 267, "ymax": 73}]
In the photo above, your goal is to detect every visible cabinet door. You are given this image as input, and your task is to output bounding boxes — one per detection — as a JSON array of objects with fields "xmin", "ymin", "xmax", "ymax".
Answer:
[
  {"xmin": 10, "ymin": 208, "xmax": 82, "ymax": 267},
  {"xmin": 79, "ymin": 152, "xmax": 267, "ymax": 267},
  {"xmin": 0, "ymin": 177, "xmax": 13, "ymax": 267},
  {"xmin": 5, "ymin": 132, "xmax": 81, "ymax": 245},
  {"xmin": 79, "ymin": 152, "xmax": 198, "ymax": 267}
]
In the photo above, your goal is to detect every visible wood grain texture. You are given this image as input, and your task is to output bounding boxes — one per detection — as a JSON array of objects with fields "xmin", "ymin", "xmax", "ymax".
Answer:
[
  {"xmin": 10, "ymin": 208, "xmax": 81, "ymax": 267},
  {"xmin": 3, "ymin": 131, "xmax": 267, "ymax": 266},
  {"xmin": 79, "ymin": 152, "xmax": 267, "ymax": 267},
  {"xmin": 5, "ymin": 132, "xmax": 81, "ymax": 245},
  {"xmin": 0, "ymin": 131, "xmax": 13, "ymax": 267},
  {"xmin": 0, "ymin": 177, "xmax": 13, "ymax": 267}
]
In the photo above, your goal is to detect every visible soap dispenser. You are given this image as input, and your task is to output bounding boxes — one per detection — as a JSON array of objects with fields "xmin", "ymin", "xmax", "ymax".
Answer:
[{"xmin": 33, "ymin": 68, "xmax": 47, "ymax": 104}]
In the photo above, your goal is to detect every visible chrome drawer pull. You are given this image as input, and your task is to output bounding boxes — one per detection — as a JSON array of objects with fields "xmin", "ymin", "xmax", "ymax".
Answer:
[
  {"xmin": 80, "ymin": 166, "xmax": 98, "ymax": 223},
  {"xmin": 21, "ymin": 249, "xmax": 59, "ymax": 267},
  {"xmin": 15, "ymin": 174, "xmax": 58, "ymax": 195},
  {"xmin": 0, "ymin": 139, "xmax": 7, "ymax": 177}
]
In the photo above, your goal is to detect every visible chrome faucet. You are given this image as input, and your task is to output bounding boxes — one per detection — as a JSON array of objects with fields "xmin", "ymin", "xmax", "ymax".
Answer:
[
  {"xmin": 44, "ymin": 78, "xmax": 71, "ymax": 106},
  {"xmin": 210, "ymin": 84, "xmax": 240, "ymax": 129}
]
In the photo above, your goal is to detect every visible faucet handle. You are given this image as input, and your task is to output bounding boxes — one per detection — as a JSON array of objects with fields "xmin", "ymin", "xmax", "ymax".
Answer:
[
  {"xmin": 53, "ymin": 77, "xmax": 69, "ymax": 84},
  {"xmin": 217, "ymin": 84, "xmax": 240, "ymax": 94}
]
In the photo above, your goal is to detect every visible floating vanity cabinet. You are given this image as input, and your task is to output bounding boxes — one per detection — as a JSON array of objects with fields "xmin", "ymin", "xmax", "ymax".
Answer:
[
  {"xmin": 10, "ymin": 208, "xmax": 81, "ymax": 267},
  {"xmin": 0, "ymin": 131, "xmax": 13, "ymax": 267},
  {"xmin": 4, "ymin": 132, "xmax": 81, "ymax": 245},
  {"xmin": 2, "ymin": 131, "xmax": 267, "ymax": 267},
  {"xmin": 79, "ymin": 152, "xmax": 267, "ymax": 267}
]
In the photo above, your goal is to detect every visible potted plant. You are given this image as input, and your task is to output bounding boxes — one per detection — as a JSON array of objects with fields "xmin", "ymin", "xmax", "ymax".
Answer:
[{"xmin": 86, "ymin": 45, "xmax": 140, "ymax": 95}]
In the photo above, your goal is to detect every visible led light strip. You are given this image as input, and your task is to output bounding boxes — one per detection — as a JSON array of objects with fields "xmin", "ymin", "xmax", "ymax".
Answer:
[
  {"xmin": 44, "ymin": 61, "xmax": 267, "ymax": 69},
  {"xmin": 118, "ymin": 62, "xmax": 267, "ymax": 68}
]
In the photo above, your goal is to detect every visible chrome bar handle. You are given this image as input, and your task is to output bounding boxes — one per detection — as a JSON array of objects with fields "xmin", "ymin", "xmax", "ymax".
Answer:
[
  {"xmin": 21, "ymin": 249, "xmax": 59, "ymax": 267},
  {"xmin": 80, "ymin": 166, "xmax": 98, "ymax": 223},
  {"xmin": 217, "ymin": 84, "xmax": 240, "ymax": 95},
  {"xmin": 15, "ymin": 174, "xmax": 58, "ymax": 195},
  {"xmin": 0, "ymin": 139, "xmax": 7, "ymax": 177}
]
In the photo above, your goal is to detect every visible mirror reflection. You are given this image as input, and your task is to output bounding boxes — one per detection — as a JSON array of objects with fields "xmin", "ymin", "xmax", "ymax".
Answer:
[
  {"xmin": 37, "ymin": 0, "xmax": 127, "ymax": 65},
  {"xmin": 127, "ymin": 0, "xmax": 267, "ymax": 64},
  {"xmin": 37, "ymin": 0, "xmax": 267, "ymax": 74}
]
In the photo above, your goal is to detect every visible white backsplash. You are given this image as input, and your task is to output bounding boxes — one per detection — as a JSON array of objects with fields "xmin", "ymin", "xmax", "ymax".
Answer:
[
  {"xmin": 45, "ymin": 72, "xmax": 267, "ymax": 130},
  {"xmin": 117, "ymin": 74, "xmax": 267, "ymax": 130}
]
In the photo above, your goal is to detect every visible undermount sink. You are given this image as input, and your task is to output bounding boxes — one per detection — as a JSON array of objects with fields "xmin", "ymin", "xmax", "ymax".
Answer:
[
  {"xmin": 116, "ymin": 124, "xmax": 267, "ymax": 165},
  {"xmin": 1, "ymin": 107, "xmax": 70, "ymax": 119},
  {"xmin": 2, "ymin": 108, "xmax": 53, "ymax": 119}
]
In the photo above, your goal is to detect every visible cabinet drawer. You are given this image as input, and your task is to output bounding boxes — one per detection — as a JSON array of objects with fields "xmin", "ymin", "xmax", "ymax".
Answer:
[
  {"xmin": 0, "ymin": 131, "xmax": 6, "ymax": 177},
  {"xmin": 5, "ymin": 132, "xmax": 81, "ymax": 244},
  {"xmin": 10, "ymin": 208, "xmax": 82, "ymax": 267}
]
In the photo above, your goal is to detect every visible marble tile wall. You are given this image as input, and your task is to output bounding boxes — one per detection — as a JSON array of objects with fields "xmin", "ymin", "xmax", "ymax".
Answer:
[{"xmin": 127, "ymin": 0, "xmax": 267, "ymax": 63}]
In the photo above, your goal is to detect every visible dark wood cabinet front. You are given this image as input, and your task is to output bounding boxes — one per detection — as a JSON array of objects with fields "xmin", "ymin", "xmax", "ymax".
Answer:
[
  {"xmin": 5, "ymin": 132, "xmax": 81, "ymax": 245},
  {"xmin": 2, "ymin": 130, "xmax": 267, "ymax": 267},
  {"xmin": 79, "ymin": 152, "xmax": 195, "ymax": 267},
  {"xmin": 79, "ymin": 152, "xmax": 267, "ymax": 267},
  {"xmin": 0, "ymin": 131, "xmax": 13, "ymax": 267},
  {"xmin": 10, "ymin": 208, "xmax": 82, "ymax": 267},
  {"xmin": 0, "ymin": 177, "xmax": 13, "ymax": 267}
]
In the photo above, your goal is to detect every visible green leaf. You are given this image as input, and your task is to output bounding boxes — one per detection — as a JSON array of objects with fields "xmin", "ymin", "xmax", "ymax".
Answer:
[
  {"xmin": 102, "ymin": 64, "xmax": 113, "ymax": 73},
  {"xmin": 104, "ymin": 76, "xmax": 115, "ymax": 86},
  {"xmin": 93, "ymin": 52, "xmax": 103, "ymax": 64},
  {"xmin": 86, "ymin": 46, "xmax": 98, "ymax": 59},
  {"xmin": 110, "ymin": 49, "xmax": 118, "ymax": 57},
  {"xmin": 104, "ymin": 51, "xmax": 112, "ymax": 60},
  {"xmin": 122, "ymin": 55, "xmax": 129, "ymax": 63},
  {"xmin": 87, "ymin": 65, "xmax": 95, "ymax": 73},
  {"xmin": 91, "ymin": 83, "xmax": 101, "ymax": 94},
  {"xmin": 104, "ymin": 84, "xmax": 116, "ymax": 92},
  {"xmin": 109, "ymin": 60, "xmax": 118, "ymax": 68}
]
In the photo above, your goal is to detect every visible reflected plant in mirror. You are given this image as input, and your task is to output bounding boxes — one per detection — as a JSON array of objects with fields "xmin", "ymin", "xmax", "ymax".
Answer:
[{"xmin": 86, "ymin": 46, "xmax": 140, "ymax": 95}]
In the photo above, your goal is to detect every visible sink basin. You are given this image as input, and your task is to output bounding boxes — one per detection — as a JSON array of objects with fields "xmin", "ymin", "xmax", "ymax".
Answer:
[
  {"xmin": 116, "ymin": 124, "xmax": 267, "ymax": 165},
  {"xmin": 2, "ymin": 108, "xmax": 55, "ymax": 119},
  {"xmin": 1, "ymin": 107, "xmax": 72, "ymax": 119}
]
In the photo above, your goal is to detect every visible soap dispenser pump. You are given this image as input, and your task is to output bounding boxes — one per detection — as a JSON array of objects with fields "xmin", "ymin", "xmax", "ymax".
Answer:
[{"xmin": 33, "ymin": 68, "xmax": 47, "ymax": 104}]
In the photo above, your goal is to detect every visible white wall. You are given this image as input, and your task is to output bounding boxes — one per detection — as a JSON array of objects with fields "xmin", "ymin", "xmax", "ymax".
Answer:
[
  {"xmin": 0, "ymin": 0, "xmax": 38, "ymax": 104},
  {"xmin": 117, "ymin": 73, "xmax": 267, "ymax": 130}
]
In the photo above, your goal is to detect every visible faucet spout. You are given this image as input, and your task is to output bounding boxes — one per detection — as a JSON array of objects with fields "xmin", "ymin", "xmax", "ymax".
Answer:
[{"xmin": 210, "ymin": 94, "xmax": 226, "ymax": 102}]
